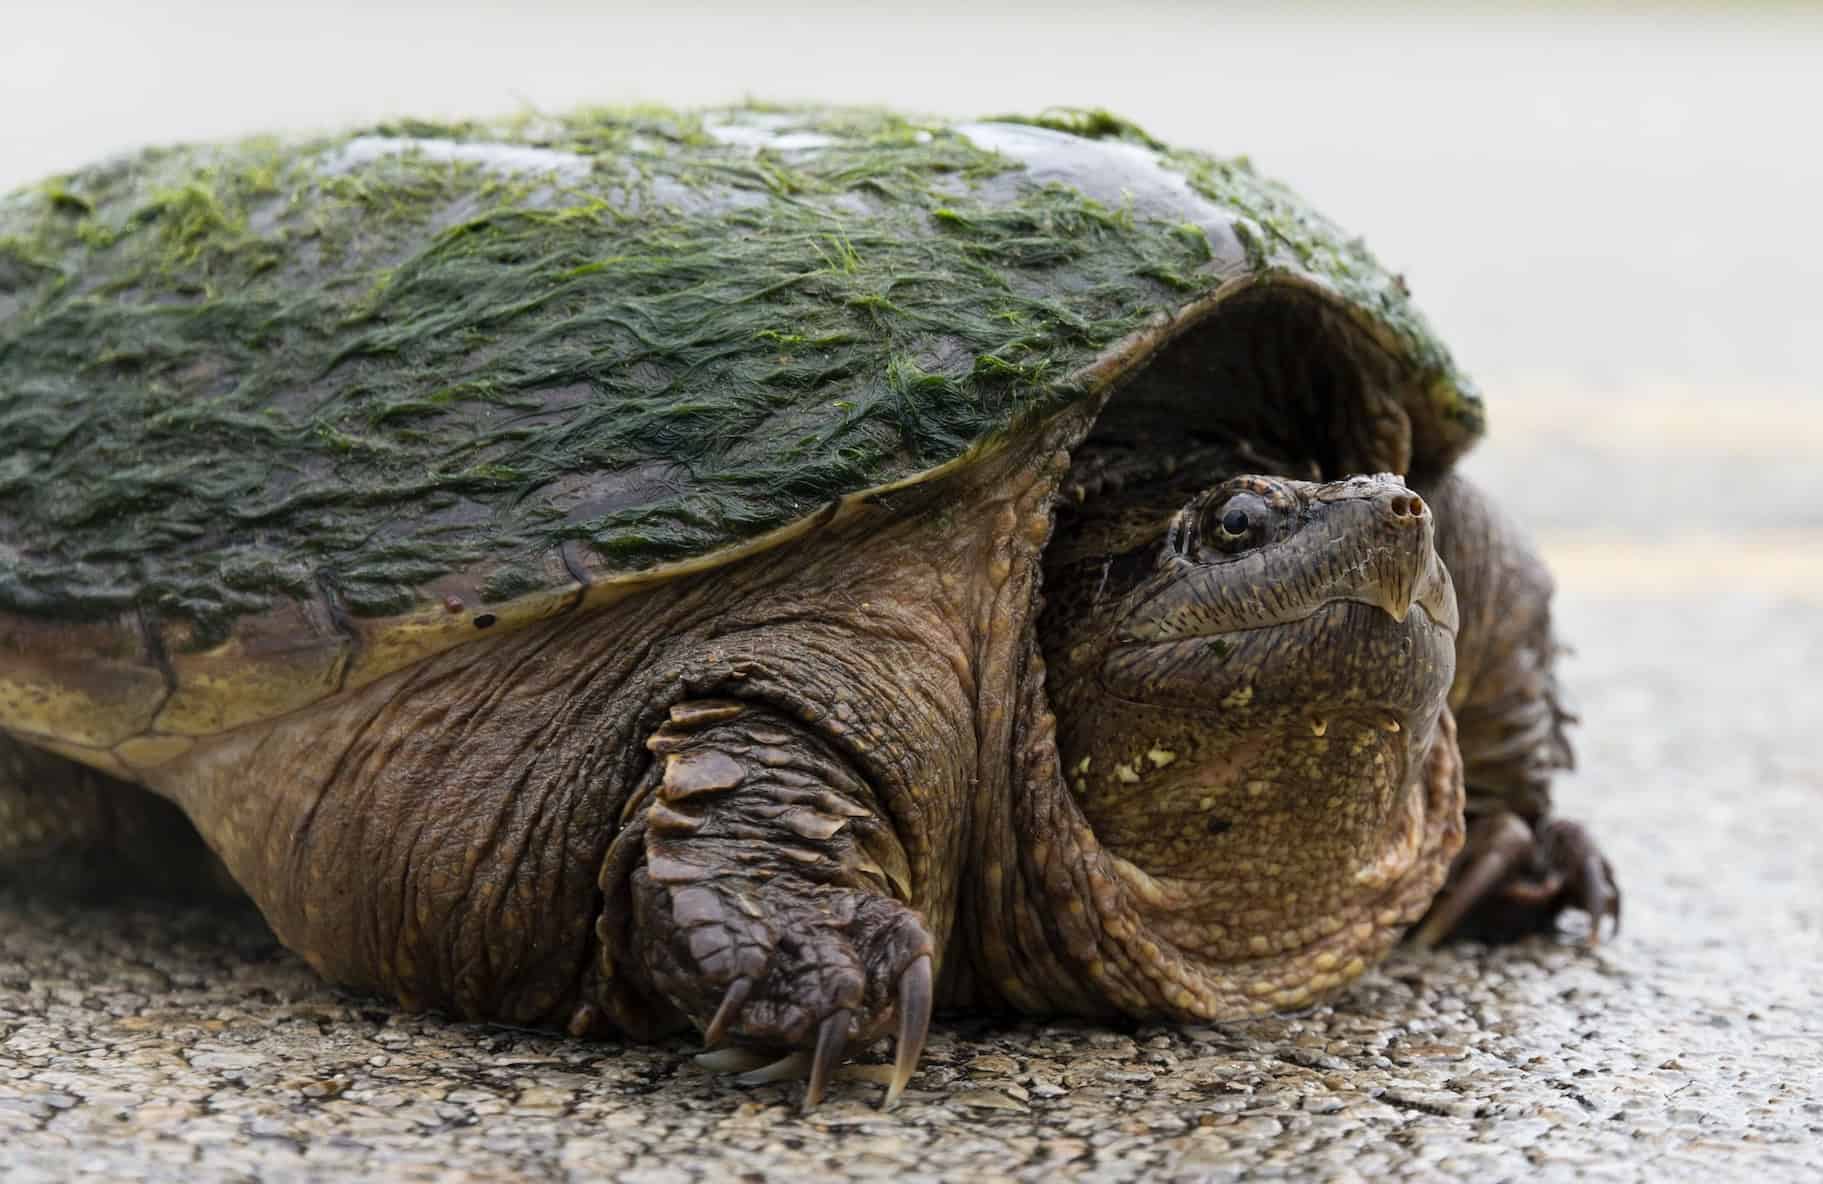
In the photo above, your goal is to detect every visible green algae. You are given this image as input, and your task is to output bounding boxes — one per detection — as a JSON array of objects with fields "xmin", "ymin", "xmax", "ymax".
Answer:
[
  {"xmin": 0, "ymin": 105, "xmax": 1478, "ymax": 644},
  {"xmin": 991, "ymin": 107, "xmax": 1165, "ymax": 149}
]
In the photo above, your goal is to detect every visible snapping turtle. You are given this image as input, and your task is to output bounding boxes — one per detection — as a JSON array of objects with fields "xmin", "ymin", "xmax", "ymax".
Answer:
[{"xmin": 0, "ymin": 106, "xmax": 1616, "ymax": 1107}]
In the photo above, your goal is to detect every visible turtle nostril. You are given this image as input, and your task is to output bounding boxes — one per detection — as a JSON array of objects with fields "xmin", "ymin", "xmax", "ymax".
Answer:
[{"xmin": 1383, "ymin": 493, "xmax": 1425, "ymax": 521}]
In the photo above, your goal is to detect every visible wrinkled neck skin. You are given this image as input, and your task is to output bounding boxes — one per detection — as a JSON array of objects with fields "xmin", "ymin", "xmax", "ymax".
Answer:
[{"xmin": 969, "ymin": 453, "xmax": 1466, "ymax": 1022}]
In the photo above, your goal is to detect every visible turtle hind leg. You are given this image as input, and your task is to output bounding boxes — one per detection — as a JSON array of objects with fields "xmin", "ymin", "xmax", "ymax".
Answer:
[
  {"xmin": 0, "ymin": 734, "xmax": 236, "ymax": 902},
  {"xmin": 1412, "ymin": 810, "xmax": 1619, "ymax": 948}
]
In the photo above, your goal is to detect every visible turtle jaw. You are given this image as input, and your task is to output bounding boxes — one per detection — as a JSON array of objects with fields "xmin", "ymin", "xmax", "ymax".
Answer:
[{"xmin": 1099, "ymin": 594, "xmax": 1458, "ymax": 728}]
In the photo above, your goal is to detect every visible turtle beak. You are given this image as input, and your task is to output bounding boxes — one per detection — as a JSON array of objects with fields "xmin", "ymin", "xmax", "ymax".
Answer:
[
  {"xmin": 1372, "ymin": 573, "xmax": 1416, "ymax": 623},
  {"xmin": 1370, "ymin": 550, "xmax": 1456, "ymax": 633},
  {"xmin": 1339, "ymin": 482, "xmax": 1459, "ymax": 635},
  {"xmin": 1368, "ymin": 492, "xmax": 1426, "ymax": 622}
]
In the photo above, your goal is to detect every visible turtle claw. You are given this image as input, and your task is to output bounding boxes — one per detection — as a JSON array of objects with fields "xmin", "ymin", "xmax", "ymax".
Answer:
[
  {"xmin": 699, "ymin": 964, "xmax": 928, "ymax": 1113},
  {"xmin": 735, "ymin": 1050, "xmax": 813, "ymax": 1086},
  {"xmin": 804, "ymin": 1009, "xmax": 851, "ymax": 1111},
  {"xmin": 695, "ymin": 1047, "xmax": 777, "ymax": 1073},
  {"xmin": 634, "ymin": 867, "xmax": 935, "ymax": 1108},
  {"xmin": 885, "ymin": 954, "xmax": 932, "ymax": 1110},
  {"xmin": 1414, "ymin": 810, "xmax": 1619, "ymax": 947},
  {"xmin": 703, "ymin": 976, "xmax": 753, "ymax": 1048},
  {"xmin": 1541, "ymin": 818, "xmax": 1621, "ymax": 946}
]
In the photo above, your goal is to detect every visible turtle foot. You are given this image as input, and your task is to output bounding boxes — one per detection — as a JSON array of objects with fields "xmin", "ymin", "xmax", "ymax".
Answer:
[
  {"xmin": 635, "ymin": 869, "xmax": 933, "ymax": 1111},
  {"xmin": 1412, "ymin": 811, "xmax": 1619, "ymax": 948}
]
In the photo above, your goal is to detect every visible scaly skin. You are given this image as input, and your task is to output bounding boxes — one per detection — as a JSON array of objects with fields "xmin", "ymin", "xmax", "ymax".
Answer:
[{"xmin": 627, "ymin": 700, "xmax": 937, "ymax": 1104}]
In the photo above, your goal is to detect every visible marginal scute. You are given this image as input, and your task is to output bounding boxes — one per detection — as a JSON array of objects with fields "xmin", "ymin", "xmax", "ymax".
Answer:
[
  {"xmin": 342, "ymin": 574, "xmax": 586, "ymax": 696},
  {"xmin": 154, "ymin": 596, "xmax": 351, "ymax": 737},
  {"xmin": 22, "ymin": 735, "xmax": 134, "ymax": 781},
  {"xmin": 0, "ymin": 612, "xmax": 166, "ymax": 755}
]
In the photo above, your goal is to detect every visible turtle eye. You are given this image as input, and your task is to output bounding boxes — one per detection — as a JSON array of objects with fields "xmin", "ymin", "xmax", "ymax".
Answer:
[{"xmin": 1201, "ymin": 491, "xmax": 1272, "ymax": 556}]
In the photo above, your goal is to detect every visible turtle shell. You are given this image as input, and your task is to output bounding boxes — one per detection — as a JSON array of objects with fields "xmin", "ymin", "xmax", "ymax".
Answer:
[{"xmin": 0, "ymin": 105, "xmax": 1482, "ymax": 777}]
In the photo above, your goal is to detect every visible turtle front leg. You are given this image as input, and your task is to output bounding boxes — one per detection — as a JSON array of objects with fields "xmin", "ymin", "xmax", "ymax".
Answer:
[
  {"xmin": 626, "ymin": 700, "xmax": 935, "ymax": 1110},
  {"xmin": 1411, "ymin": 473, "xmax": 1620, "ymax": 947}
]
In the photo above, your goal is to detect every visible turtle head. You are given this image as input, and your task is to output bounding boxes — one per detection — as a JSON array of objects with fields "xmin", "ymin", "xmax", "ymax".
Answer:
[
  {"xmin": 1098, "ymin": 472, "xmax": 1457, "ymax": 708},
  {"xmin": 1047, "ymin": 472, "xmax": 1457, "ymax": 714},
  {"xmin": 1038, "ymin": 471, "xmax": 1463, "ymax": 1019}
]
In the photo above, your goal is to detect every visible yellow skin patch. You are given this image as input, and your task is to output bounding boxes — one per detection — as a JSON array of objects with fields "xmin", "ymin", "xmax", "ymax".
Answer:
[{"xmin": 1081, "ymin": 711, "xmax": 1442, "ymax": 957}]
